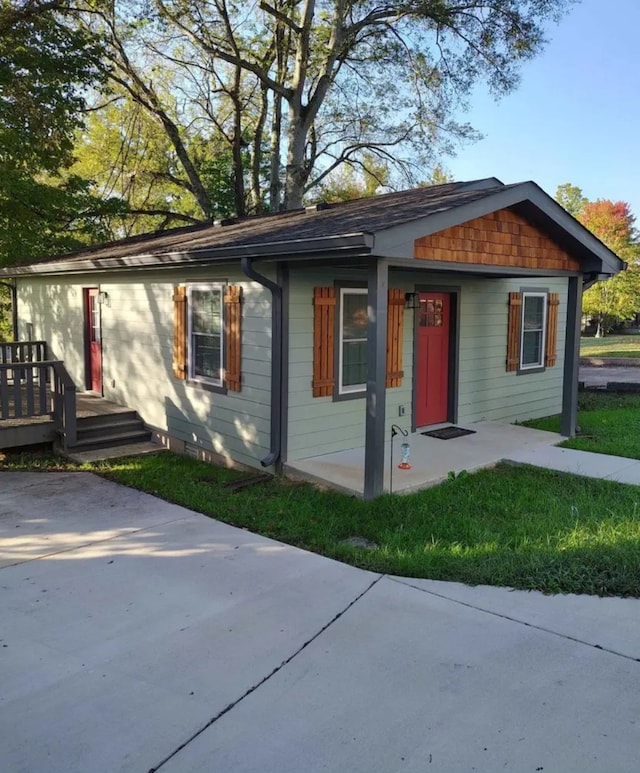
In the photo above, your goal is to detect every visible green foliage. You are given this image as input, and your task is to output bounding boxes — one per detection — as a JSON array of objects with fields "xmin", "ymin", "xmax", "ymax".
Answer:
[
  {"xmin": 75, "ymin": 0, "xmax": 573, "ymax": 212},
  {"xmin": 0, "ymin": 2, "xmax": 114, "ymax": 266},
  {"xmin": 555, "ymin": 183, "xmax": 588, "ymax": 217},
  {"xmin": 311, "ymin": 154, "xmax": 390, "ymax": 203},
  {"xmin": 71, "ymin": 97, "xmax": 238, "ymax": 237},
  {"xmin": 555, "ymin": 184, "xmax": 640, "ymax": 334},
  {"xmin": 0, "ymin": 283, "xmax": 12, "ymax": 341}
]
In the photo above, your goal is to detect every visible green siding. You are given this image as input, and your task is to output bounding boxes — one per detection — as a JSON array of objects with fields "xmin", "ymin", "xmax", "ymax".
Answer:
[
  {"xmin": 17, "ymin": 268, "xmax": 273, "ymax": 470},
  {"xmin": 286, "ymin": 270, "xmax": 569, "ymax": 461}
]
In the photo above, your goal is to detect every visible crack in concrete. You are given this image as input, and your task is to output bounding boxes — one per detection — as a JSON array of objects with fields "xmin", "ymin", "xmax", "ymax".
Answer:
[
  {"xmin": 390, "ymin": 576, "xmax": 640, "ymax": 664},
  {"xmin": 147, "ymin": 573, "xmax": 384, "ymax": 773}
]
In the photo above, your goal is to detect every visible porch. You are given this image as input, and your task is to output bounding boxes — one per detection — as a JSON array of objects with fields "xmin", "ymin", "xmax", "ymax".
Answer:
[
  {"xmin": 285, "ymin": 421, "xmax": 563, "ymax": 497},
  {"xmin": 0, "ymin": 342, "xmax": 155, "ymax": 456}
]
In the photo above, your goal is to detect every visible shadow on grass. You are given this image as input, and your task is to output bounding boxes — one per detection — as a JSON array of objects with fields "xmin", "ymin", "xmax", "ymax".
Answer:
[{"xmin": 3, "ymin": 450, "xmax": 640, "ymax": 597}]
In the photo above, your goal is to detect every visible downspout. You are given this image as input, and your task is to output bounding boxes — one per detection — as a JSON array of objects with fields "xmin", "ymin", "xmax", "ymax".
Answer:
[
  {"xmin": 0, "ymin": 280, "xmax": 17, "ymax": 340},
  {"xmin": 241, "ymin": 257, "xmax": 282, "ymax": 468}
]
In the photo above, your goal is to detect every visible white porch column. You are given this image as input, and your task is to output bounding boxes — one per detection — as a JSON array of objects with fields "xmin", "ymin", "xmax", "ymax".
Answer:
[
  {"xmin": 561, "ymin": 275, "xmax": 583, "ymax": 437},
  {"xmin": 364, "ymin": 259, "xmax": 388, "ymax": 500}
]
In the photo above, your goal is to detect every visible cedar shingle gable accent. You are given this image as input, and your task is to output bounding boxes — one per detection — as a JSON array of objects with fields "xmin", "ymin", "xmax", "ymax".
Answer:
[{"xmin": 414, "ymin": 208, "xmax": 581, "ymax": 272}]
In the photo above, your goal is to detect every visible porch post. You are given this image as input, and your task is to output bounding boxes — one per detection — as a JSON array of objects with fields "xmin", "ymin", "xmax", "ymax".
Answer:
[
  {"xmin": 364, "ymin": 258, "xmax": 388, "ymax": 500},
  {"xmin": 561, "ymin": 275, "xmax": 583, "ymax": 437}
]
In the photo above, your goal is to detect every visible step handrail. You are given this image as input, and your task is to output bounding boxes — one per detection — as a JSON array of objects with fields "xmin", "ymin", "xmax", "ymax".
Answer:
[
  {"xmin": 51, "ymin": 361, "xmax": 77, "ymax": 449},
  {"xmin": 0, "ymin": 359, "xmax": 77, "ymax": 449}
]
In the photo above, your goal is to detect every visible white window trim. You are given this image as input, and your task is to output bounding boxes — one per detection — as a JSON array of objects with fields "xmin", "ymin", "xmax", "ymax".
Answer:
[
  {"xmin": 520, "ymin": 291, "xmax": 547, "ymax": 370},
  {"xmin": 338, "ymin": 287, "xmax": 368, "ymax": 395},
  {"xmin": 187, "ymin": 283, "xmax": 224, "ymax": 387}
]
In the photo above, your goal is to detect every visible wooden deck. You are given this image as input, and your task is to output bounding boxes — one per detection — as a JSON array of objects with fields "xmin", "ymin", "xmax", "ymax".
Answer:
[{"xmin": 0, "ymin": 391, "xmax": 135, "ymax": 450}]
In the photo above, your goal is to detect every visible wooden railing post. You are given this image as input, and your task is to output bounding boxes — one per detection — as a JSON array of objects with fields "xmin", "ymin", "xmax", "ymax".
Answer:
[{"xmin": 0, "ymin": 348, "xmax": 77, "ymax": 450}]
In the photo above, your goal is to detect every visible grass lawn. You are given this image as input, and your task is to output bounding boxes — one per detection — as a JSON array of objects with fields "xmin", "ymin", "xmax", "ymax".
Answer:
[
  {"xmin": 580, "ymin": 334, "xmax": 640, "ymax": 359},
  {"xmin": 526, "ymin": 391, "xmax": 640, "ymax": 460},
  {"xmin": 3, "ymin": 448, "xmax": 640, "ymax": 597}
]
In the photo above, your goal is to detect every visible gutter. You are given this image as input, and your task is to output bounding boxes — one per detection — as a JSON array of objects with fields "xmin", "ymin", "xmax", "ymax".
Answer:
[
  {"xmin": 0, "ymin": 280, "xmax": 17, "ymax": 340},
  {"xmin": 241, "ymin": 258, "xmax": 282, "ymax": 469},
  {"xmin": 0, "ymin": 233, "xmax": 374, "ymax": 278}
]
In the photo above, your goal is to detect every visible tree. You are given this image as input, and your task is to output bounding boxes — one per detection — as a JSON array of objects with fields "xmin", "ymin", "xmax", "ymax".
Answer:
[
  {"xmin": 0, "ymin": 1, "xmax": 114, "ymax": 266},
  {"xmin": 73, "ymin": 0, "xmax": 572, "ymax": 216},
  {"xmin": 310, "ymin": 154, "xmax": 390, "ymax": 203},
  {"xmin": 555, "ymin": 183, "xmax": 587, "ymax": 217},
  {"xmin": 562, "ymin": 192, "xmax": 640, "ymax": 337},
  {"xmin": 71, "ymin": 94, "xmax": 238, "ymax": 238}
]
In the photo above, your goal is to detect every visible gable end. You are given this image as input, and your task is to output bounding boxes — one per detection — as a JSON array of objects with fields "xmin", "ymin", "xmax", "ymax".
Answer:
[{"xmin": 414, "ymin": 208, "xmax": 581, "ymax": 272}]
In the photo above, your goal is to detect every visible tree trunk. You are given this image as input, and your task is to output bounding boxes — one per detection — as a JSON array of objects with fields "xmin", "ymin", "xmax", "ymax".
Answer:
[
  {"xmin": 231, "ymin": 67, "xmax": 246, "ymax": 217},
  {"xmin": 269, "ymin": 90, "xmax": 283, "ymax": 211},
  {"xmin": 284, "ymin": 110, "xmax": 308, "ymax": 210}
]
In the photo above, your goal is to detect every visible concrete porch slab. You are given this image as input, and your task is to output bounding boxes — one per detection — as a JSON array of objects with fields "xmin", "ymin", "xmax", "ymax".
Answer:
[{"xmin": 285, "ymin": 422, "xmax": 562, "ymax": 496}]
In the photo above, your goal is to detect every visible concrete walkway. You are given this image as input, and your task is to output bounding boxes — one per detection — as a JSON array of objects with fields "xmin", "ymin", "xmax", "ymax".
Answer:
[
  {"xmin": 2, "ymin": 472, "xmax": 640, "ymax": 773},
  {"xmin": 580, "ymin": 365, "xmax": 640, "ymax": 388},
  {"xmin": 506, "ymin": 445, "xmax": 640, "ymax": 484}
]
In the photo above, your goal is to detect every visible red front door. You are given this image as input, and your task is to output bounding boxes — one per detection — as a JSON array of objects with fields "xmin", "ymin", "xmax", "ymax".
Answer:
[
  {"xmin": 84, "ymin": 288, "xmax": 102, "ymax": 393},
  {"xmin": 416, "ymin": 292, "xmax": 450, "ymax": 426}
]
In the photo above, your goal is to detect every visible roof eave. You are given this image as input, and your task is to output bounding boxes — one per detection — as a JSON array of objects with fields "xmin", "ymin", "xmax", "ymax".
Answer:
[{"xmin": 0, "ymin": 233, "xmax": 375, "ymax": 277}]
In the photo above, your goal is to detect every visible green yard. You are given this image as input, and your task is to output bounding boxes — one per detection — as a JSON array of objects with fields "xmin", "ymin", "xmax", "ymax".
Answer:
[
  {"xmin": 4, "ymin": 409, "xmax": 640, "ymax": 597},
  {"xmin": 580, "ymin": 334, "xmax": 640, "ymax": 359},
  {"xmin": 526, "ymin": 391, "xmax": 640, "ymax": 460}
]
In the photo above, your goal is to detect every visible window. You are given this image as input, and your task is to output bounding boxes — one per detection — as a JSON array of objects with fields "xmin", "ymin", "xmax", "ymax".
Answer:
[
  {"xmin": 173, "ymin": 284, "xmax": 242, "ymax": 391},
  {"xmin": 520, "ymin": 292, "xmax": 547, "ymax": 369},
  {"xmin": 187, "ymin": 284, "xmax": 223, "ymax": 386},
  {"xmin": 312, "ymin": 286, "xmax": 405, "ymax": 398},
  {"xmin": 339, "ymin": 288, "xmax": 368, "ymax": 394}
]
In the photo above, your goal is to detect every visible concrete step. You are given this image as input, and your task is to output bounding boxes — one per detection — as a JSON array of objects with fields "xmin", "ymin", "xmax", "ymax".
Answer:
[
  {"xmin": 64, "ymin": 441, "xmax": 167, "ymax": 463},
  {"xmin": 76, "ymin": 418, "xmax": 148, "ymax": 443},
  {"xmin": 69, "ymin": 428, "xmax": 152, "ymax": 452},
  {"xmin": 76, "ymin": 410, "xmax": 139, "ymax": 429}
]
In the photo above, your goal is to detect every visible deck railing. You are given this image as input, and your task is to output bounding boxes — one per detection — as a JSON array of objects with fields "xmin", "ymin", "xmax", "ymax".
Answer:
[
  {"xmin": 0, "ymin": 356, "xmax": 77, "ymax": 449},
  {"xmin": 1, "ymin": 340, "xmax": 48, "ymax": 366}
]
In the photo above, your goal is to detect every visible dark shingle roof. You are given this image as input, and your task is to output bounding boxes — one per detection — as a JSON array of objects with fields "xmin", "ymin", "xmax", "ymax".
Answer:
[
  {"xmin": 15, "ymin": 180, "xmax": 507, "ymax": 265},
  {"xmin": 0, "ymin": 178, "xmax": 624, "ymax": 277}
]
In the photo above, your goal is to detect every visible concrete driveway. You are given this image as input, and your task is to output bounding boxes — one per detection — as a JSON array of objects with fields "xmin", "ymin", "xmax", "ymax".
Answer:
[{"xmin": 2, "ymin": 472, "xmax": 640, "ymax": 773}]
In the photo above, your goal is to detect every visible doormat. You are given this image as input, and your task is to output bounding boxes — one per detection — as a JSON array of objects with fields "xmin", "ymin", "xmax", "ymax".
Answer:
[{"xmin": 421, "ymin": 426, "xmax": 476, "ymax": 440}]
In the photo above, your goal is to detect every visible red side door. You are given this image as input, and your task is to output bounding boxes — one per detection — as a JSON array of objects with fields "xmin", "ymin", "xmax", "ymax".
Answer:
[
  {"xmin": 84, "ymin": 287, "xmax": 102, "ymax": 393},
  {"xmin": 415, "ymin": 292, "xmax": 450, "ymax": 427}
]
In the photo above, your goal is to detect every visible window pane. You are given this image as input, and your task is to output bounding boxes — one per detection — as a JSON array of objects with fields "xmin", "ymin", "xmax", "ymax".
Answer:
[
  {"xmin": 523, "ymin": 296, "xmax": 544, "ymax": 330},
  {"xmin": 192, "ymin": 289, "xmax": 221, "ymax": 334},
  {"xmin": 342, "ymin": 293, "xmax": 368, "ymax": 341},
  {"xmin": 193, "ymin": 334, "xmax": 221, "ymax": 379},
  {"xmin": 522, "ymin": 330, "xmax": 542, "ymax": 366},
  {"xmin": 189, "ymin": 287, "xmax": 222, "ymax": 383},
  {"xmin": 343, "ymin": 340, "xmax": 367, "ymax": 386}
]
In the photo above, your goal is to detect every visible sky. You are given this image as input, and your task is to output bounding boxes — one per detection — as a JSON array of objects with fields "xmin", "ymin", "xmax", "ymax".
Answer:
[{"xmin": 446, "ymin": 0, "xmax": 640, "ymax": 219}]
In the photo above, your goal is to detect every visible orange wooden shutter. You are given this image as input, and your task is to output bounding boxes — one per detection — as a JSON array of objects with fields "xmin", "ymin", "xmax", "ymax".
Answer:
[
  {"xmin": 224, "ymin": 285, "xmax": 242, "ymax": 392},
  {"xmin": 545, "ymin": 292, "xmax": 560, "ymax": 367},
  {"xmin": 386, "ymin": 289, "xmax": 405, "ymax": 387},
  {"xmin": 173, "ymin": 286, "xmax": 187, "ymax": 379},
  {"xmin": 506, "ymin": 292, "xmax": 522, "ymax": 372},
  {"xmin": 312, "ymin": 287, "xmax": 336, "ymax": 397}
]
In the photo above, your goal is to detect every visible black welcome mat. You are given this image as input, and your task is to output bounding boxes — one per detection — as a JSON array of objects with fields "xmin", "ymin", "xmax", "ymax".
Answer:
[{"xmin": 421, "ymin": 426, "xmax": 476, "ymax": 440}]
